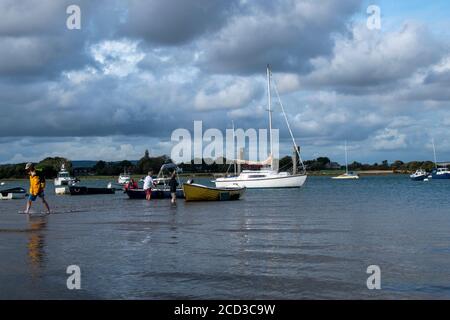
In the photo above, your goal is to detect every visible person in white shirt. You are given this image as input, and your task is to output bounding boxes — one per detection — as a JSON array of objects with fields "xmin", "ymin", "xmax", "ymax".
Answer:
[{"xmin": 143, "ymin": 171, "xmax": 154, "ymax": 201}]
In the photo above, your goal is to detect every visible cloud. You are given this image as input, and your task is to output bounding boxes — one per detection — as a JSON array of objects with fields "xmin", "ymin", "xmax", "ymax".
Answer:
[
  {"xmin": 372, "ymin": 128, "xmax": 408, "ymax": 151},
  {"xmin": 194, "ymin": 77, "xmax": 261, "ymax": 110},
  {"xmin": 1, "ymin": 0, "xmax": 450, "ymax": 164},
  {"xmin": 200, "ymin": 0, "xmax": 361, "ymax": 74},
  {"xmin": 123, "ymin": 0, "xmax": 238, "ymax": 45},
  {"xmin": 301, "ymin": 22, "xmax": 445, "ymax": 92}
]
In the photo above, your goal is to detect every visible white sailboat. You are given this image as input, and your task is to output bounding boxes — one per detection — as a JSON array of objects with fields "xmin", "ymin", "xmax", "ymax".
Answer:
[
  {"xmin": 331, "ymin": 141, "xmax": 359, "ymax": 180},
  {"xmin": 214, "ymin": 65, "xmax": 307, "ymax": 189}
]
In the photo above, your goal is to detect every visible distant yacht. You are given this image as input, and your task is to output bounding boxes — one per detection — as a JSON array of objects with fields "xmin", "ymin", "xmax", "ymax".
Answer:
[
  {"xmin": 429, "ymin": 138, "xmax": 450, "ymax": 179},
  {"xmin": 331, "ymin": 141, "xmax": 359, "ymax": 180},
  {"xmin": 214, "ymin": 65, "xmax": 307, "ymax": 189}
]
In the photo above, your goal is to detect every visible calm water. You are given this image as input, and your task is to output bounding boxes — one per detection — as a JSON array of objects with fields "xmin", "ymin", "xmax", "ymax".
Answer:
[{"xmin": 1, "ymin": 175, "xmax": 450, "ymax": 299}]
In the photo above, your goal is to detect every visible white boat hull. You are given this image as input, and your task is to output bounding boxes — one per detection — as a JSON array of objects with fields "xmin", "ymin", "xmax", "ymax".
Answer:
[
  {"xmin": 331, "ymin": 175, "xmax": 359, "ymax": 180},
  {"xmin": 215, "ymin": 174, "xmax": 307, "ymax": 189},
  {"xmin": 55, "ymin": 186, "xmax": 70, "ymax": 195}
]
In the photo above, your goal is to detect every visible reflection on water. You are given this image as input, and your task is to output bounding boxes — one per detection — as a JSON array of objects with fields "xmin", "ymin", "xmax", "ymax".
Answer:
[
  {"xmin": 26, "ymin": 216, "xmax": 47, "ymax": 279},
  {"xmin": 1, "ymin": 176, "xmax": 450, "ymax": 299}
]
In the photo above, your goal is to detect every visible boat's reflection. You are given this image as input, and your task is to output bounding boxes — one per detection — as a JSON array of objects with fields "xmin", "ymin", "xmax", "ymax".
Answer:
[{"xmin": 26, "ymin": 215, "xmax": 47, "ymax": 279}]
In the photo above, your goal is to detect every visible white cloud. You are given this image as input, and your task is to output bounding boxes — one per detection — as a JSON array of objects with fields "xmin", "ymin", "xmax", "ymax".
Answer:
[
  {"xmin": 372, "ymin": 128, "xmax": 408, "ymax": 150},
  {"xmin": 90, "ymin": 40, "xmax": 145, "ymax": 77},
  {"xmin": 194, "ymin": 77, "xmax": 259, "ymax": 110}
]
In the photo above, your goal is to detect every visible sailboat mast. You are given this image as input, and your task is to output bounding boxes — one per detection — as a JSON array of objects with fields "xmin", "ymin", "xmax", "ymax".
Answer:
[
  {"xmin": 345, "ymin": 141, "xmax": 348, "ymax": 174},
  {"xmin": 267, "ymin": 65, "xmax": 274, "ymax": 170},
  {"xmin": 432, "ymin": 138, "xmax": 437, "ymax": 168},
  {"xmin": 232, "ymin": 120, "xmax": 237, "ymax": 176}
]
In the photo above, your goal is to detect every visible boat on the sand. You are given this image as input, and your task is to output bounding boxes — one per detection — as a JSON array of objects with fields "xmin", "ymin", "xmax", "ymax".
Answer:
[{"xmin": 183, "ymin": 183, "xmax": 246, "ymax": 201}]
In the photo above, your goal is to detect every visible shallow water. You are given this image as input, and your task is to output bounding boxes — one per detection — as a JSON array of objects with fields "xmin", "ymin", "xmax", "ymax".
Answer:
[{"xmin": 1, "ymin": 175, "xmax": 450, "ymax": 299}]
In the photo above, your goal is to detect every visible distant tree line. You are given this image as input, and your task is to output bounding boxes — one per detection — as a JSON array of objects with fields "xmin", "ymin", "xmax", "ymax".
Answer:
[
  {"xmin": 1, "ymin": 151, "xmax": 449, "ymax": 180},
  {"xmin": 0, "ymin": 157, "xmax": 71, "ymax": 179}
]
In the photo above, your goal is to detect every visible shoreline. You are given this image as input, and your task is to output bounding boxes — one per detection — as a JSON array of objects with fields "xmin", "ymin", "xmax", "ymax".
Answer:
[{"xmin": 0, "ymin": 170, "xmax": 404, "ymax": 181}]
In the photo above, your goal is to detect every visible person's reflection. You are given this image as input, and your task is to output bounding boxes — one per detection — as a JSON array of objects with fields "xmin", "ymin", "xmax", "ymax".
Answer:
[{"xmin": 26, "ymin": 215, "xmax": 47, "ymax": 279}]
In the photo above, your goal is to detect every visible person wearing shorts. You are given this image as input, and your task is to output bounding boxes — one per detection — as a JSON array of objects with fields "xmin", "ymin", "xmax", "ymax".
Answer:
[
  {"xmin": 143, "ymin": 171, "xmax": 154, "ymax": 201},
  {"xmin": 24, "ymin": 162, "xmax": 50, "ymax": 214}
]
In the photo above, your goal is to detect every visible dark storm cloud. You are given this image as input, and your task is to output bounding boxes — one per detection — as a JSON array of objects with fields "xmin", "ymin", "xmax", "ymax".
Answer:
[
  {"xmin": 123, "ymin": 0, "xmax": 239, "ymax": 45},
  {"xmin": 1, "ymin": 0, "xmax": 450, "ymax": 163},
  {"xmin": 200, "ymin": 0, "xmax": 361, "ymax": 74}
]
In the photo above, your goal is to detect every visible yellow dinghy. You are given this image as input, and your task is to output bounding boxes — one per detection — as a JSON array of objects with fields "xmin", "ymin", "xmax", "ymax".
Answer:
[{"xmin": 183, "ymin": 183, "xmax": 246, "ymax": 201}]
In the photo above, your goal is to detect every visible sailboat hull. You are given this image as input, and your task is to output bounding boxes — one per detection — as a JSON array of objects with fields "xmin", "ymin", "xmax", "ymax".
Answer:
[{"xmin": 215, "ymin": 174, "xmax": 307, "ymax": 189}]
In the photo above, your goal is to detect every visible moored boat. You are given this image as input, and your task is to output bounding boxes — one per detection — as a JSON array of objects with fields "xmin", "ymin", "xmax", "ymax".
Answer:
[
  {"xmin": 0, "ymin": 187, "xmax": 26, "ymax": 200},
  {"xmin": 410, "ymin": 169, "xmax": 428, "ymax": 181},
  {"xmin": 331, "ymin": 172, "xmax": 360, "ymax": 180},
  {"xmin": 214, "ymin": 65, "xmax": 307, "ymax": 189},
  {"xmin": 430, "ymin": 167, "xmax": 450, "ymax": 180},
  {"xmin": 54, "ymin": 164, "xmax": 78, "ymax": 186},
  {"xmin": 125, "ymin": 188, "xmax": 184, "ymax": 199},
  {"xmin": 332, "ymin": 141, "xmax": 359, "ymax": 180},
  {"xmin": 183, "ymin": 183, "xmax": 245, "ymax": 201},
  {"xmin": 118, "ymin": 170, "xmax": 131, "ymax": 185},
  {"xmin": 69, "ymin": 186, "xmax": 115, "ymax": 195}
]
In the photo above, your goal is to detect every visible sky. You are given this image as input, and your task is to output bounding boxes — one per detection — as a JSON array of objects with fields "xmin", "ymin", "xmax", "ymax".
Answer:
[{"xmin": 1, "ymin": 0, "xmax": 450, "ymax": 164}]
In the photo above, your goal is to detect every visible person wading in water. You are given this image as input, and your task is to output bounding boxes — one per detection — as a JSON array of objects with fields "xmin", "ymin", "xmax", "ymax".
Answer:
[
  {"xmin": 168, "ymin": 171, "xmax": 179, "ymax": 204},
  {"xmin": 24, "ymin": 162, "xmax": 50, "ymax": 214}
]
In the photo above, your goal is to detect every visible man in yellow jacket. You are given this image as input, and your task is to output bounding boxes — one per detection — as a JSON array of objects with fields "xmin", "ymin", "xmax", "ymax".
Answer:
[{"xmin": 25, "ymin": 162, "xmax": 50, "ymax": 214}]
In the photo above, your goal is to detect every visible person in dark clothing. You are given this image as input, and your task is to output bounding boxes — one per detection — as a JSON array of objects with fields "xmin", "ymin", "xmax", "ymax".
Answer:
[{"xmin": 168, "ymin": 171, "xmax": 179, "ymax": 204}]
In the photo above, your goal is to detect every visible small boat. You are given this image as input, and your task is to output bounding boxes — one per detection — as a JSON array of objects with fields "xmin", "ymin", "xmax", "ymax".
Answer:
[
  {"xmin": 54, "ymin": 164, "xmax": 78, "ymax": 186},
  {"xmin": 118, "ymin": 169, "xmax": 131, "ymax": 185},
  {"xmin": 0, "ymin": 187, "xmax": 26, "ymax": 200},
  {"xmin": 410, "ymin": 169, "xmax": 428, "ymax": 181},
  {"xmin": 125, "ymin": 188, "xmax": 184, "ymax": 199},
  {"xmin": 332, "ymin": 141, "xmax": 359, "ymax": 180},
  {"xmin": 69, "ymin": 186, "xmax": 115, "ymax": 195},
  {"xmin": 183, "ymin": 182, "xmax": 246, "ymax": 201}
]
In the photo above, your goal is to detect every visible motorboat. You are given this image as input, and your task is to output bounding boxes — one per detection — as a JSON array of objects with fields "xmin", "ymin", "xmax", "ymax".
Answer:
[
  {"xmin": 183, "ymin": 182, "xmax": 245, "ymax": 201},
  {"xmin": 410, "ymin": 169, "xmax": 428, "ymax": 181},
  {"xmin": 69, "ymin": 186, "xmax": 115, "ymax": 195},
  {"xmin": 54, "ymin": 164, "xmax": 78, "ymax": 186},
  {"xmin": 214, "ymin": 65, "xmax": 307, "ymax": 189},
  {"xmin": 118, "ymin": 169, "xmax": 131, "ymax": 185},
  {"xmin": 125, "ymin": 188, "xmax": 184, "ymax": 199},
  {"xmin": 0, "ymin": 187, "xmax": 26, "ymax": 200},
  {"xmin": 125, "ymin": 162, "xmax": 184, "ymax": 199}
]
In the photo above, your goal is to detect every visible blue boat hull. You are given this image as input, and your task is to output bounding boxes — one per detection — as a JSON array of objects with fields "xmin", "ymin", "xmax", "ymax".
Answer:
[{"xmin": 431, "ymin": 173, "xmax": 450, "ymax": 179}]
